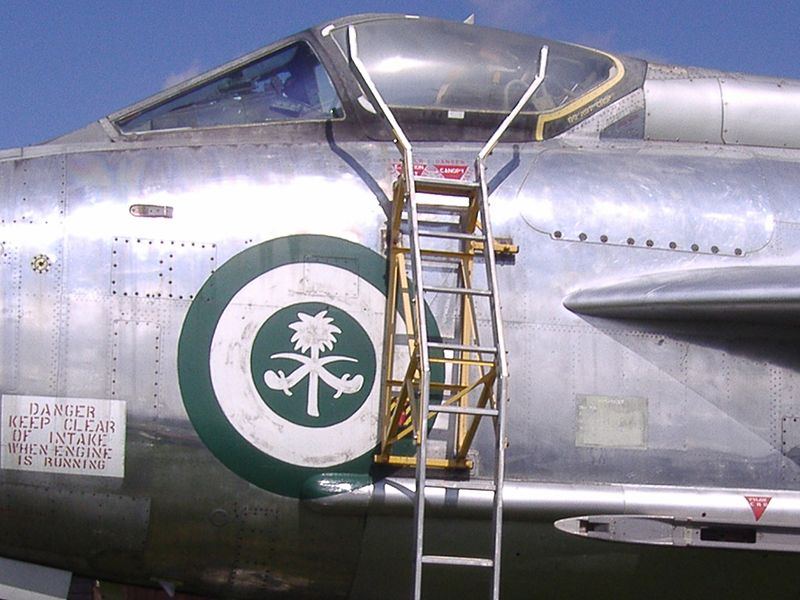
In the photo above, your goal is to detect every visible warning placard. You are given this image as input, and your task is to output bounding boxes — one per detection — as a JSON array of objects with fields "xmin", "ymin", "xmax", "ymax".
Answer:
[
  {"xmin": 745, "ymin": 495, "xmax": 772, "ymax": 521},
  {"xmin": 1, "ymin": 395, "xmax": 126, "ymax": 477}
]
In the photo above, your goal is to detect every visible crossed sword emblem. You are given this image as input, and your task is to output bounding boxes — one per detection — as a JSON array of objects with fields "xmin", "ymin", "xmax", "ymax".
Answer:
[{"xmin": 263, "ymin": 310, "xmax": 364, "ymax": 417}]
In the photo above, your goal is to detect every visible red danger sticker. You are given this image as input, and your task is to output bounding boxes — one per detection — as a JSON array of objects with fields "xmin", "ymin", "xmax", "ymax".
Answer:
[
  {"xmin": 434, "ymin": 162, "xmax": 468, "ymax": 180},
  {"xmin": 392, "ymin": 162, "xmax": 427, "ymax": 177},
  {"xmin": 745, "ymin": 495, "xmax": 771, "ymax": 521}
]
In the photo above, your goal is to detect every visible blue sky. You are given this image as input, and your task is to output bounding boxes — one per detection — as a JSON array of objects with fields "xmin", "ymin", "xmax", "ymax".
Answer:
[{"xmin": 2, "ymin": 0, "xmax": 799, "ymax": 149}]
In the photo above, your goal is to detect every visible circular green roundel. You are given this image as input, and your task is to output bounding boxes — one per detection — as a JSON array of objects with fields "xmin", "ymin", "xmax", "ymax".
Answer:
[{"xmin": 178, "ymin": 234, "xmax": 440, "ymax": 498}]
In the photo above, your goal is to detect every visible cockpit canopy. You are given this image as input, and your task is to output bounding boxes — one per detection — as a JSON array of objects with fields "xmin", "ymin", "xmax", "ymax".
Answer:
[
  {"xmin": 112, "ymin": 14, "xmax": 636, "ymax": 141},
  {"xmin": 331, "ymin": 18, "xmax": 616, "ymax": 116}
]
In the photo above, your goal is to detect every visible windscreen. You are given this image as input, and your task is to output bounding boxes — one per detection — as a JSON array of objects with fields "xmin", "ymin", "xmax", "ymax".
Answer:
[{"xmin": 117, "ymin": 41, "xmax": 343, "ymax": 133}]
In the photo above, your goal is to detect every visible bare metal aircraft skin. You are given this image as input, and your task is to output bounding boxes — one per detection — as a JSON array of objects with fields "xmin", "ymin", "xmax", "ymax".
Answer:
[{"xmin": 3, "ymin": 12, "xmax": 800, "ymax": 600}]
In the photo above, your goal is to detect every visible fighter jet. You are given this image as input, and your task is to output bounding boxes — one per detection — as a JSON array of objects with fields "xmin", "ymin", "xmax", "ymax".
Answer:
[{"xmin": 3, "ymin": 11, "xmax": 800, "ymax": 600}]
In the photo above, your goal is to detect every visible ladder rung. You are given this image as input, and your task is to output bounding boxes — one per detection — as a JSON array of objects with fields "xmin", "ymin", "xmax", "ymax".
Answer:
[
  {"xmin": 432, "ymin": 381, "xmax": 477, "ymax": 390},
  {"xmin": 397, "ymin": 247, "xmax": 477, "ymax": 259},
  {"xmin": 410, "ymin": 212, "xmax": 463, "ymax": 222},
  {"xmin": 376, "ymin": 455, "xmax": 473, "ymax": 469},
  {"xmin": 418, "ymin": 230, "xmax": 485, "ymax": 242},
  {"xmin": 422, "ymin": 555, "xmax": 494, "ymax": 568},
  {"xmin": 428, "ymin": 342, "xmax": 498, "ymax": 354},
  {"xmin": 423, "ymin": 285, "xmax": 492, "ymax": 296},
  {"xmin": 430, "ymin": 356, "xmax": 495, "ymax": 367},
  {"xmin": 414, "ymin": 177, "xmax": 480, "ymax": 197},
  {"xmin": 385, "ymin": 379, "xmax": 488, "ymax": 391},
  {"xmin": 429, "ymin": 404, "xmax": 499, "ymax": 417},
  {"xmin": 420, "ymin": 249, "xmax": 478, "ymax": 260},
  {"xmin": 413, "ymin": 203, "xmax": 470, "ymax": 216},
  {"xmin": 412, "ymin": 220, "xmax": 464, "ymax": 231}
]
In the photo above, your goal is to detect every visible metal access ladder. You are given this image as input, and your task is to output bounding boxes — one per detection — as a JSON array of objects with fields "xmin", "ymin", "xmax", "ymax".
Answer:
[{"xmin": 347, "ymin": 27, "xmax": 548, "ymax": 600}]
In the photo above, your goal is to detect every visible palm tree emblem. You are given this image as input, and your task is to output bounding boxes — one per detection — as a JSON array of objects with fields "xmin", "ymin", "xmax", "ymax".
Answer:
[{"xmin": 264, "ymin": 310, "xmax": 364, "ymax": 417}]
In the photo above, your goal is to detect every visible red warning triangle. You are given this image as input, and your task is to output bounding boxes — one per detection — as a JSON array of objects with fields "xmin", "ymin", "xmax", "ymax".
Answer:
[{"xmin": 745, "ymin": 495, "xmax": 771, "ymax": 521}]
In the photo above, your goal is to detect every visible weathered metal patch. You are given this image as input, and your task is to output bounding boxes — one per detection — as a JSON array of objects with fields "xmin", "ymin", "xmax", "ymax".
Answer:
[
  {"xmin": 520, "ymin": 148, "xmax": 773, "ymax": 256},
  {"xmin": 576, "ymin": 395, "xmax": 647, "ymax": 449},
  {"xmin": 1, "ymin": 394, "xmax": 126, "ymax": 477}
]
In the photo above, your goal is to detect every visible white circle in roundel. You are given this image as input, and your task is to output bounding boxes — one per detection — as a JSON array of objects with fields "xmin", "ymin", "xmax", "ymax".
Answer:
[{"xmin": 209, "ymin": 263, "xmax": 385, "ymax": 468}]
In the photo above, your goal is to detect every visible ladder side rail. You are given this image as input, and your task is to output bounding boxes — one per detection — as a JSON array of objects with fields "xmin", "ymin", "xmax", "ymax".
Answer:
[
  {"xmin": 406, "ymin": 152, "xmax": 432, "ymax": 600},
  {"xmin": 474, "ymin": 162, "xmax": 510, "ymax": 388},
  {"xmin": 349, "ymin": 25, "xmax": 407, "ymax": 450},
  {"xmin": 477, "ymin": 45, "xmax": 549, "ymax": 163},
  {"xmin": 476, "ymin": 158, "xmax": 511, "ymax": 600},
  {"xmin": 470, "ymin": 48, "xmax": 548, "ymax": 598},
  {"xmin": 347, "ymin": 23, "xmax": 429, "ymax": 437},
  {"xmin": 346, "ymin": 26, "xmax": 422, "ymax": 341},
  {"xmin": 347, "ymin": 26, "xmax": 427, "ymax": 378},
  {"xmin": 346, "ymin": 26, "xmax": 413, "ymax": 158},
  {"xmin": 347, "ymin": 26, "xmax": 434, "ymax": 600}
]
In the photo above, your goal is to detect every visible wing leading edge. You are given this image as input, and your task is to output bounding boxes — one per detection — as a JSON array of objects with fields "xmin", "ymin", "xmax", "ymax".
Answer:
[{"xmin": 563, "ymin": 266, "xmax": 800, "ymax": 323}]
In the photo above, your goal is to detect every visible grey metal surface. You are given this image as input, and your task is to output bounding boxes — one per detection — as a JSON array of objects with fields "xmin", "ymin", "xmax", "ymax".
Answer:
[
  {"xmin": 722, "ymin": 77, "xmax": 800, "ymax": 148},
  {"xmin": 311, "ymin": 478, "xmax": 800, "ymax": 524},
  {"xmin": 517, "ymin": 143, "xmax": 772, "ymax": 256},
  {"xmin": 644, "ymin": 78, "xmax": 723, "ymax": 144},
  {"xmin": 643, "ymin": 63, "xmax": 800, "ymax": 149},
  {"xmin": 2, "ymin": 11, "xmax": 800, "ymax": 600}
]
